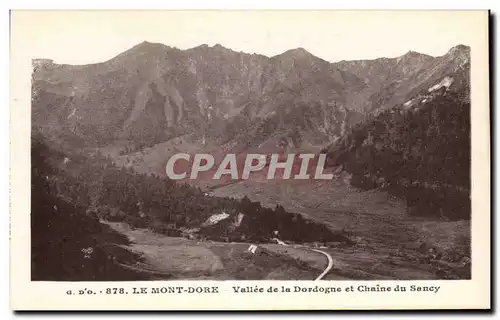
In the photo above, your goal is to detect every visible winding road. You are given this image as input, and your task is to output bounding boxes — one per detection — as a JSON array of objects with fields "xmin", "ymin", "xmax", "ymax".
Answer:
[
  {"xmin": 288, "ymin": 243, "xmax": 334, "ymax": 280},
  {"xmin": 311, "ymin": 248, "xmax": 334, "ymax": 280}
]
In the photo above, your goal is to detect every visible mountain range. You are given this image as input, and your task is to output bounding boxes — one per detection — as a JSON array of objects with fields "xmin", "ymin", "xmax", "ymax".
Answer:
[{"xmin": 32, "ymin": 42, "xmax": 470, "ymax": 159}]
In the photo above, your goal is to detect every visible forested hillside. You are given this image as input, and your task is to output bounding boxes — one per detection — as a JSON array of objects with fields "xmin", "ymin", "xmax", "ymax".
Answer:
[
  {"xmin": 325, "ymin": 79, "xmax": 470, "ymax": 220},
  {"xmin": 31, "ymin": 132, "xmax": 350, "ymax": 276},
  {"xmin": 31, "ymin": 136, "xmax": 150, "ymax": 280}
]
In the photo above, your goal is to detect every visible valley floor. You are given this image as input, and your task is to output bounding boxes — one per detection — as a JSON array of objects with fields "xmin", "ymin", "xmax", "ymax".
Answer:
[
  {"xmin": 103, "ymin": 194, "xmax": 470, "ymax": 281},
  {"xmin": 104, "ymin": 221, "xmax": 323, "ymax": 280}
]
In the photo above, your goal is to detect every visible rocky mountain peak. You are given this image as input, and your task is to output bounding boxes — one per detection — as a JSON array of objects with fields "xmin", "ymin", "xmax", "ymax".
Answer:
[
  {"xmin": 110, "ymin": 41, "xmax": 172, "ymax": 66},
  {"xmin": 290, "ymin": 47, "xmax": 311, "ymax": 55},
  {"xmin": 398, "ymin": 50, "xmax": 433, "ymax": 63},
  {"xmin": 447, "ymin": 44, "xmax": 470, "ymax": 54},
  {"xmin": 277, "ymin": 47, "xmax": 320, "ymax": 60},
  {"xmin": 131, "ymin": 41, "xmax": 171, "ymax": 53},
  {"xmin": 212, "ymin": 43, "xmax": 226, "ymax": 50},
  {"xmin": 446, "ymin": 44, "xmax": 470, "ymax": 62}
]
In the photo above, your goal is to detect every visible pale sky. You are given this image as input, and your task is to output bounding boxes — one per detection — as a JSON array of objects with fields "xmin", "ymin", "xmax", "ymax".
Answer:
[{"xmin": 12, "ymin": 10, "xmax": 487, "ymax": 64}]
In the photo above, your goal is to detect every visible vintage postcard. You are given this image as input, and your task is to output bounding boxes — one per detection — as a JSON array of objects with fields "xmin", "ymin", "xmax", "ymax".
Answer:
[{"xmin": 10, "ymin": 10, "xmax": 490, "ymax": 310}]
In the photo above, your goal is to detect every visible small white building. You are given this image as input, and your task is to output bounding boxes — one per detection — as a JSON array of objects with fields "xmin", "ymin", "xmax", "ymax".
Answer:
[{"xmin": 247, "ymin": 244, "xmax": 258, "ymax": 254}]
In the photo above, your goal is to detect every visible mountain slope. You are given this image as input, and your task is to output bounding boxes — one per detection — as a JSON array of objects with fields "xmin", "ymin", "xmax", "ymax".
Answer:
[
  {"xmin": 324, "ymin": 58, "xmax": 470, "ymax": 220},
  {"xmin": 334, "ymin": 45, "xmax": 470, "ymax": 113},
  {"xmin": 32, "ymin": 43, "xmax": 366, "ymax": 148},
  {"xmin": 32, "ymin": 42, "xmax": 471, "ymax": 178}
]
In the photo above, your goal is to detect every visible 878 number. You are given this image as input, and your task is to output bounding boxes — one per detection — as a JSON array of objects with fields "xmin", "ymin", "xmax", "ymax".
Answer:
[{"xmin": 105, "ymin": 288, "xmax": 126, "ymax": 294}]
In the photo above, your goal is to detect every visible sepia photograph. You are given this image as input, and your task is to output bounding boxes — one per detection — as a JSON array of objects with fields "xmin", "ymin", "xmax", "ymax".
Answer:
[{"xmin": 10, "ymin": 9, "xmax": 490, "ymax": 310}]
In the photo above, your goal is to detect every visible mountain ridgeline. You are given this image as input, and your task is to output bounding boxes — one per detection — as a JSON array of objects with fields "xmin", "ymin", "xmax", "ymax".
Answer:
[
  {"xmin": 32, "ymin": 43, "xmax": 363, "ymax": 149},
  {"xmin": 32, "ymin": 43, "xmax": 469, "ymax": 152}
]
